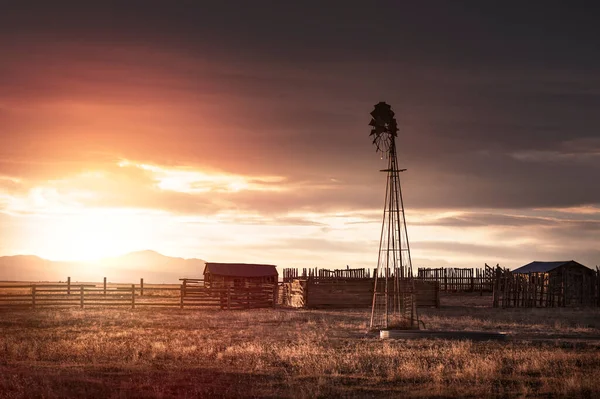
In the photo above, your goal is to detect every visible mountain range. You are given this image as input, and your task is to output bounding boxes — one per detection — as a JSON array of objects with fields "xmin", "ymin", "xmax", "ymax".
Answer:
[{"xmin": 0, "ymin": 250, "xmax": 206, "ymax": 284}]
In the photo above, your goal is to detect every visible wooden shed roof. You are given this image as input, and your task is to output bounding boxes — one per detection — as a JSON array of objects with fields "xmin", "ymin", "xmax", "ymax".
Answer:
[
  {"xmin": 512, "ymin": 260, "xmax": 591, "ymax": 274},
  {"xmin": 203, "ymin": 262, "xmax": 278, "ymax": 277}
]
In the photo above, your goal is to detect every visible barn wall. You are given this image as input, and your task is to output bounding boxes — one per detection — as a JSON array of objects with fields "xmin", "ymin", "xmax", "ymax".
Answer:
[
  {"xmin": 206, "ymin": 274, "xmax": 277, "ymax": 287},
  {"xmin": 559, "ymin": 264, "xmax": 597, "ymax": 306}
]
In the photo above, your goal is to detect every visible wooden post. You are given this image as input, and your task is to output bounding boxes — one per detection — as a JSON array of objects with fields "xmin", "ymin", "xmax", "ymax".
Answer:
[
  {"xmin": 561, "ymin": 269, "xmax": 567, "ymax": 307},
  {"xmin": 180, "ymin": 281, "xmax": 185, "ymax": 309},
  {"xmin": 140, "ymin": 278, "xmax": 144, "ymax": 296},
  {"xmin": 597, "ymin": 267, "xmax": 600, "ymax": 307},
  {"xmin": 32, "ymin": 285, "xmax": 36, "ymax": 309},
  {"xmin": 503, "ymin": 270, "xmax": 509, "ymax": 308},
  {"xmin": 479, "ymin": 269, "xmax": 483, "ymax": 296},
  {"xmin": 444, "ymin": 268, "xmax": 447, "ymax": 291},
  {"xmin": 227, "ymin": 287, "xmax": 231, "ymax": 310},
  {"xmin": 80, "ymin": 286, "xmax": 84, "ymax": 309},
  {"xmin": 131, "ymin": 284, "xmax": 135, "ymax": 309},
  {"xmin": 525, "ymin": 275, "xmax": 528, "ymax": 307},
  {"xmin": 581, "ymin": 272, "xmax": 586, "ymax": 306},
  {"xmin": 492, "ymin": 270, "xmax": 498, "ymax": 308},
  {"xmin": 67, "ymin": 277, "xmax": 71, "ymax": 295},
  {"xmin": 103, "ymin": 277, "xmax": 107, "ymax": 296}
]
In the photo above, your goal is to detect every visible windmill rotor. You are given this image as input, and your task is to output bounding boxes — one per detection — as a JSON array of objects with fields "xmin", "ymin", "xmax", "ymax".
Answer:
[{"xmin": 369, "ymin": 101, "xmax": 398, "ymax": 154}]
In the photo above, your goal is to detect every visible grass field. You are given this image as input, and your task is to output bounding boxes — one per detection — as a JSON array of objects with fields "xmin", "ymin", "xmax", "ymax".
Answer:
[{"xmin": 1, "ymin": 293, "xmax": 599, "ymax": 398}]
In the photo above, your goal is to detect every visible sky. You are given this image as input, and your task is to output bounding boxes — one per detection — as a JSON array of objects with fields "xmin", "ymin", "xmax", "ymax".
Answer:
[{"xmin": 0, "ymin": 1, "xmax": 599, "ymax": 270}]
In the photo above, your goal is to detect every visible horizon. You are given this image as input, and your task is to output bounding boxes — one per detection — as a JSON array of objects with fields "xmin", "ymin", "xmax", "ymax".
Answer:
[
  {"xmin": 0, "ymin": 248, "xmax": 203, "ymax": 263},
  {"xmin": 1, "ymin": 2, "xmax": 599, "ymax": 273}
]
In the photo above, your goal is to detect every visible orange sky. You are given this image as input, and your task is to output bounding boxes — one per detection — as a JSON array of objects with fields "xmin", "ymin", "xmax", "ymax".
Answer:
[{"xmin": 1, "ymin": 4, "xmax": 599, "ymax": 271}]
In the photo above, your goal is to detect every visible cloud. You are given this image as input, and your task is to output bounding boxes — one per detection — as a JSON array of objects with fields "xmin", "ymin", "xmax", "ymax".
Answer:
[
  {"xmin": 2, "ymin": 37, "xmax": 600, "ymax": 211},
  {"xmin": 413, "ymin": 211, "xmax": 600, "ymax": 229},
  {"xmin": 510, "ymin": 137, "xmax": 600, "ymax": 163}
]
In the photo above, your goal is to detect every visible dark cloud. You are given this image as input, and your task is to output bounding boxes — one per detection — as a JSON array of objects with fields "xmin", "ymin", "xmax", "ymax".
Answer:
[
  {"xmin": 2, "ymin": 1, "xmax": 599, "ymax": 66},
  {"xmin": 1, "ymin": 2, "xmax": 599, "ymax": 214}
]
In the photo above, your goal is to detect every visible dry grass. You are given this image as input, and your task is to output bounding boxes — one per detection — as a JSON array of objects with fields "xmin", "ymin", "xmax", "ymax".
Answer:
[{"xmin": 1, "ymin": 297, "xmax": 599, "ymax": 398}]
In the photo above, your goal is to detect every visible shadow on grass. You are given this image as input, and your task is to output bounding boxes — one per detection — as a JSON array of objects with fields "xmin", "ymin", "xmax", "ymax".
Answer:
[{"xmin": 1, "ymin": 365, "xmax": 421, "ymax": 398}]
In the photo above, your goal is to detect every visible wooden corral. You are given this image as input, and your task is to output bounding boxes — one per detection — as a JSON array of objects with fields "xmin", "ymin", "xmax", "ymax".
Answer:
[
  {"xmin": 417, "ymin": 264, "xmax": 496, "ymax": 293},
  {"xmin": 281, "ymin": 268, "xmax": 439, "ymax": 309},
  {"xmin": 493, "ymin": 261, "xmax": 600, "ymax": 308}
]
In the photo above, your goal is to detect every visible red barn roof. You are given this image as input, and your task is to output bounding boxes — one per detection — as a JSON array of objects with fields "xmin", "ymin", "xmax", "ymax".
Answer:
[{"xmin": 203, "ymin": 262, "xmax": 278, "ymax": 277}]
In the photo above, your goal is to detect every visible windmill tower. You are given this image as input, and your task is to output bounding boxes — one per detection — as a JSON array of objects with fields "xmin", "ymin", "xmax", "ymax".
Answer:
[{"xmin": 368, "ymin": 102, "xmax": 419, "ymax": 330}]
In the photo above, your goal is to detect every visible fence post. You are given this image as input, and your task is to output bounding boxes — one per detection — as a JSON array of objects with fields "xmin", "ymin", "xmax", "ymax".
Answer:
[
  {"xmin": 180, "ymin": 280, "xmax": 185, "ymax": 309},
  {"xmin": 444, "ymin": 268, "xmax": 447, "ymax": 291},
  {"xmin": 131, "ymin": 284, "xmax": 135, "ymax": 309},
  {"xmin": 103, "ymin": 277, "xmax": 107, "ymax": 296},
  {"xmin": 227, "ymin": 287, "xmax": 231, "ymax": 310},
  {"xmin": 32, "ymin": 285, "xmax": 36, "ymax": 309},
  {"xmin": 480, "ymin": 269, "xmax": 483, "ymax": 296},
  {"xmin": 597, "ymin": 267, "xmax": 600, "ymax": 307},
  {"xmin": 67, "ymin": 277, "xmax": 71, "ymax": 295},
  {"xmin": 80, "ymin": 286, "xmax": 84, "ymax": 309},
  {"xmin": 140, "ymin": 278, "xmax": 144, "ymax": 296}
]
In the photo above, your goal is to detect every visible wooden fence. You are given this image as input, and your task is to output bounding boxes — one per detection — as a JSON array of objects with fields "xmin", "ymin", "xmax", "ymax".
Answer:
[
  {"xmin": 285, "ymin": 266, "xmax": 496, "ymax": 292},
  {"xmin": 281, "ymin": 268, "xmax": 439, "ymax": 308},
  {"xmin": 416, "ymin": 265, "xmax": 496, "ymax": 293},
  {"xmin": 283, "ymin": 267, "xmax": 371, "ymax": 282},
  {"xmin": 0, "ymin": 278, "xmax": 277, "ymax": 310},
  {"xmin": 493, "ymin": 266, "xmax": 600, "ymax": 308}
]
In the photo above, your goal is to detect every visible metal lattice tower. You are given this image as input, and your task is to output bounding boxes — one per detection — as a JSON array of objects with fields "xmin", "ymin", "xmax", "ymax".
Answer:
[{"xmin": 368, "ymin": 102, "xmax": 419, "ymax": 330}]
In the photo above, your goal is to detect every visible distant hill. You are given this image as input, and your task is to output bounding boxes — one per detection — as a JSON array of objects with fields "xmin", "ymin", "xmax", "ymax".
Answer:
[{"xmin": 0, "ymin": 250, "xmax": 206, "ymax": 284}]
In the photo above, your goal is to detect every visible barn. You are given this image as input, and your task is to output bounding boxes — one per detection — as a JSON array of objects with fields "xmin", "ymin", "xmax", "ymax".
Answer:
[
  {"xmin": 203, "ymin": 263, "xmax": 278, "ymax": 287},
  {"xmin": 510, "ymin": 260, "xmax": 598, "ymax": 307}
]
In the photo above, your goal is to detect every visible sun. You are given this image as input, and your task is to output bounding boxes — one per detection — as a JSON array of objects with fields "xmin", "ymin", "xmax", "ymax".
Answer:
[{"xmin": 23, "ymin": 209, "xmax": 161, "ymax": 261}]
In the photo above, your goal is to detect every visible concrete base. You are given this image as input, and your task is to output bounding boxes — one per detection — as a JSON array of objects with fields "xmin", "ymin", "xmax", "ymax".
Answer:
[{"xmin": 380, "ymin": 329, "xmax": 509, "ymax": 341}]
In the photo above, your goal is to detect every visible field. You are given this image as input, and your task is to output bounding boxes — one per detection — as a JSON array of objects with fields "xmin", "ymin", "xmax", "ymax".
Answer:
[{"xmin": 1, "ymin": 293, "xmax": 600, "ymax": 398}]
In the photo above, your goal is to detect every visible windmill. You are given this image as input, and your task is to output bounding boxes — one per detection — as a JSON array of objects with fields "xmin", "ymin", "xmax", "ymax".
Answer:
[{"xmin": 369, "ymin": 102, "xmax": 419, "ymax": 330}]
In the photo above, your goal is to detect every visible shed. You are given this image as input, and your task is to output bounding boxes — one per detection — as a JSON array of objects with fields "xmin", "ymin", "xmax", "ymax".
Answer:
[
  {"xmin": 512, "ymin": 260, "xmax": 592, "ymax": 275},
  {"xmin": 203, "ymin": 262, "xmax": 278, "ymax": 287},
  {"xmin": 512, "ymin": 260, "xmax": 597, "ymax": 306}
]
